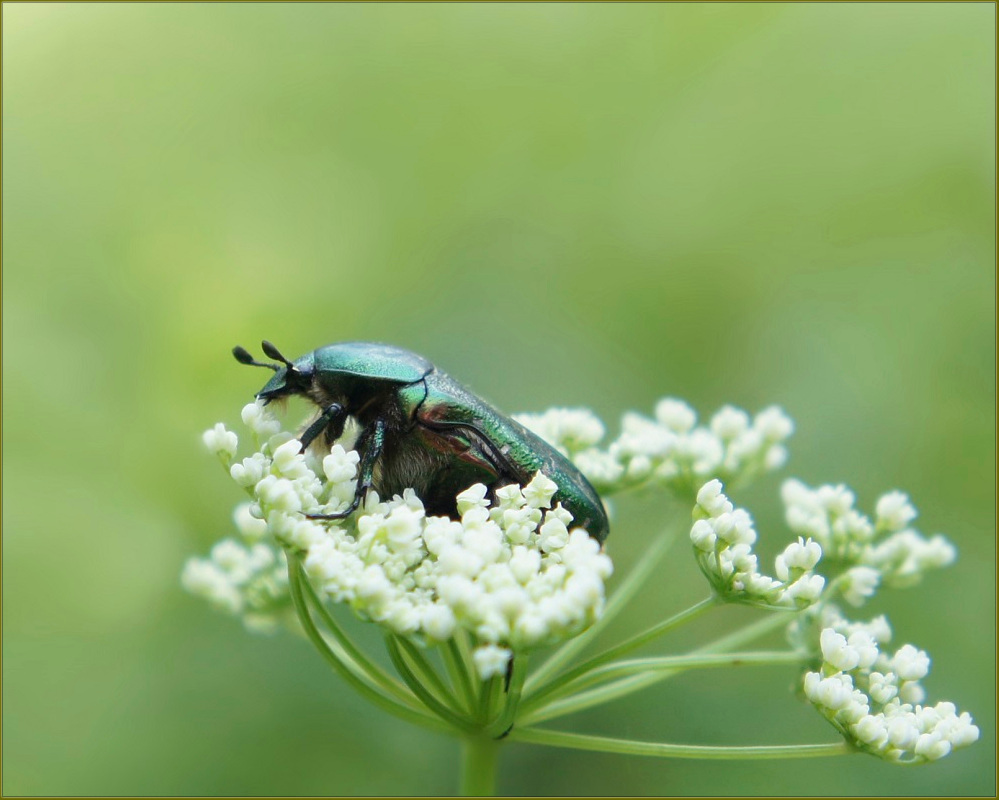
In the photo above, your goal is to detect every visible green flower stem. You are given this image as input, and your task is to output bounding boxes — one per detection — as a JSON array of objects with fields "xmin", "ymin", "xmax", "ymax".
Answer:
[
  {"xmin": 386, "ymin": 635, "xmax": 478, "ymax": 734},
  {"xmin": 488, "ymin": 654, "xmax": 529, "ymax": 739},
  {"xmin": 486, "ymin": 675, "xmax": 504, "ymax": 724},
  {"xmin": 507, "ymin": 727, "xmax": 851, "ymax": 761},
  {"xmin": 521, "ymin": 612, "xmax": 799, "ymax": 725},
  {"xmin": 697, "ymin": 610, "xmax": 791, "ymax": 655},
  {"xmin": 443, "ymin": 639, "xmax": 477, "ymax": 713},
  {"xmin": 527, "ymin": 650, "xmax": 803, "ymax": 710},
  {"xmin": 525, "ymin": 596, "xmax": 719, "ymax": 708},
  {"xmin": 460, "ymin": 735, "xmax": 501, "ymax": 796},
  {"xmin": 299, "ymin": 569, "xmax": 417, "ymax": 707},
  {"xmin": 287, "ymin": 557, "xmax": 449, "ymax": 733},
  {"xmin": 394, "ymin": 635, "xmax": 463, "ymax": 713},
  {"xmin": 527, "ymin": 517, "xmax": 680, "ymax": 691},
  {"xmin": 521, "ymin": 675, "xmax": 661, "ymax": 725},
  {"xmin": 476, "ymin": 675, "xmax": 498, "ymax": 726}
]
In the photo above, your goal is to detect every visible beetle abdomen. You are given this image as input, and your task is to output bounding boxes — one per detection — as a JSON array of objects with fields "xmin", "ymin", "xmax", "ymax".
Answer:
[{"xmin": 411, "ymin": 372, "xmax": 610, "ymax": 542}]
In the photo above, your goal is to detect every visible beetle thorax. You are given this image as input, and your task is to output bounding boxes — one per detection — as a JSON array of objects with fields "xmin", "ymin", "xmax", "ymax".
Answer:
[
  {"xmin": 307, "ymin": 375, "xmax": 410, "ymax": 429},
  {"xmin": 305, "ymin": 380, "xmax": 345, "ymax": 411}
]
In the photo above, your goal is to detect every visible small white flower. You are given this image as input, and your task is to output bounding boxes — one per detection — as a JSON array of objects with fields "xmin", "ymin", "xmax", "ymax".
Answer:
[
  {"xmin": 571, "ymin": 448, "xmax": 625, "ymax": 487},
  {"xmin": 876, "ymin": 491, "xmax": 918, "ymax": 532},
  {"xmin": 230, "ymin": 453, "xmax": 268, "ymax": 487},
  {"xmin": 854, "ymin": 715, "xmax": 889, "ymax": 748},
  {"xmin": 538, "ymin": 517, "xmax": 569, "ymax": 551},
  {"xmin": 868, "ymin": 672, "xmax": 898, "ymax": 705},
  {"xmin": 710, "ymin": 406, "xmax": 750, "ymax": 440},
  {"xmin": 255, "ymin": 475, "xmax": 303, "ymax": 514},
  {"xmin": 899, "ymin": 681, "xmax": 926, "ymax": 705},
  {"xmin": 203, "ymin": 423, "xmax": 238, "ymax": 458},
  {"xmin": 821, "ymin": 629, "xmax": 861, "ymax": 672},
  {"xmin": 522, "ymin": 472, "xmax": 558, "ymax": 509},
  {"xmin": 754, "ymin": 406, "xmax": 794, "ymax": 441},
  {"xmin": 233, "ymin": 502, "xmax": 268, "ymax": 541},
  {"xmin": 473, "ymin": 644, "xmax": 512, "ymax": 680},
  {"xmin": 841, "ymin": 566, "xmax": 881, "ymax": 607},
  {"xmin": 763, "ymin": 444, "xmax": 788, "ymax": 471},
  {"xmin": 422, "ymin": 604, "xmax": 457, "ymax": 641},
  {"xmin": 654, "ymin": 398, "xmax": 697, "ymax": 433},
  {"xmin": 514, "ymin": 408, "xmax": 606, "ymax": 454},
  {"xmin": 690, "ymin": 519, "xmax": 716, "ymax": 552},
  {"xmin": 885, "ymin": 714, "xmax": 918, "ymax": 749},
  {"xmin": 323, "ymin": 445, "xmax": 360, "ymax": 483},
  {"xmin": 783, "ymin": 573, "xmax": 825, "ymax": 606},
  {"xmin": 271, "ymin": 439, "xmax": 308, "ymax": 477},
  {"xmin": 182, "ymin": 558, "xmax": 242, "ymax": 613},
  {"xmin": 891, "ymin": 644, "xmax": 930, "ymax": 682},
  {"xmin": 914, "ymin": 732, "xmax": 951, "ymax": 761},
  {"xmin": 456, "ymin": 483, "xmax": 490, "ymax": 515},
  {"xmin": 493, "ymin": 484, "xmax": 526, "ymax": 511},
  {"xmin": 241, "ymin": 400, "xmax": 281, "ymax": 438},
  {"xmin": 775, "ymin": 537, "xmax": 822, "ymax": 579},
  {"xmin": 696, "ymin": 479, "xmax": 730, "ymax": 517},
  {"xmin": 847, "ymin": 631, "xmax": 879, "ymax": 670}
]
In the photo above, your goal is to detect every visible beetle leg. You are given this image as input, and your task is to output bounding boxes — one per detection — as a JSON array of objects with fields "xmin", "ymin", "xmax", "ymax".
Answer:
[
  {"xmin": 307, "ymin": 417, "xmax": 386, "ymax": 520},
  {"xmin": 299, "ymin": 403, "xmax": 346, "ymax": 452}
]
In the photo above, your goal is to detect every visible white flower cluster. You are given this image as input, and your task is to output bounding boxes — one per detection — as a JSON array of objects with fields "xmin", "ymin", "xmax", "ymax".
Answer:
[
  {"xmin": 689, "ymin": 480, "xmax": 825, "ymax": 609},
  {"xmin": 517, "ymin": 401, "xmax": 793, "ymax": 499},
  {"xmin": 181, "ymin": 503, "xmax": 290, "ymax": 633},
  {"xmin": 782, "ymin": 480, "xmax": 956, "ymax": 605},
  {"xmin": 195, "ymin": 402, "xmax": 613, "ymax": 679},
  {"xmin": 803, "ymin": 609, "xmax": 979, "ymax": 763},
  {"xmin": 513, "ymin": 407, "xmax": 624, "ymax": 489}
]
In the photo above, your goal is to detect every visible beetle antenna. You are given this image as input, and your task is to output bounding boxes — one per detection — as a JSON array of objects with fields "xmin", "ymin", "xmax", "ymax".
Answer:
[
  {"xmin": 232, "ymin": 345, "xmax": 279, "ymax": 371},
  {"xmin": 261, "ymin": 340, "xmax": 298, "ymax": 371}
]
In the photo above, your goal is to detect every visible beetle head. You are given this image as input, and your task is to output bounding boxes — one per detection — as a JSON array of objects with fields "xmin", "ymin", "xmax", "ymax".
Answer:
[{"xmin": 233, "ymin": 341, "xmax": 313, "ymax": 403}]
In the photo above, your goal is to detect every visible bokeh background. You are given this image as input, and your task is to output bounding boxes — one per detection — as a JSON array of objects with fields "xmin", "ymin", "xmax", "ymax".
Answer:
[{"xmin": 3, "ymin": 3, "xmax": 994, "ymax": 796}]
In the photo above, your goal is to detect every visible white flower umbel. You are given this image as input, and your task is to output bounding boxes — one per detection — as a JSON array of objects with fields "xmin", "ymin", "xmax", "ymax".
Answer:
[
  {"xmin": 181, "ymin": 502, "xmax": 290, "ymax": 633},
  {"xmin": 803, "ymin": 617, "xmax": 979, "ymax": 763},
  {"xmin": 192, "ymin": 401, "xmax": 613, "ymax": 674},
  {"xmin": 515, "ymin": 401, "xmax": 794, "ymax": 500},
  {"xmin": 782, "ymin": 480, "xmax": 956, "ymax": 601},
  {"xmin": 689, "ymin": 480, "xmax": 824, "ymax": 609},
  {"xmin": 191, "ymin": 394, "xmax": 979, "ymax": 790}
]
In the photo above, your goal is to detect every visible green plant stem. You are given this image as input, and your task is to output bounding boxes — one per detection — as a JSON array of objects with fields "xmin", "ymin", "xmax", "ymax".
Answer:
[
  {"xmin": 460, "ymin": 736, "xmax": 500, "ymax": 796},
  {"xmin": 487, "ymin": 675, "xmax": 504, "ymax": 724},
  {"xmin": 299, "ymin": 571, "xmax": 416, "ymax": 706},
  {"xmin": 522, "ymin": 611, "xmax": 798, "ymax": 724},
  {"xmin": 442, "ymin": 639, "xmax": 476, "ymax": 712},
  {"xmin": 529, "ymin": 650, "xmax": 802, "ymax": 708},
  {"xmin": 394, "ymin": 635, "xmax": 461, "ymax": 712},
  {"xmin": 508, "ymin": 728, "xmax": 851, "ymax": 761},
  {"xmin": 286, "ymin": 556, "xmax": 448, "ymax": 732},
  {"xmin": 386, "ymin": 636, "xmax": 478, "ymax": 734},
  {"xmin": 527, "ymin": 518, "xmax": 680, "ymax": 691},
  {"xmin": 526, "ymin": 596, "xmax": 718, "ymax": 707},
  {"xmin": 476, "ymin": 675, "xmax": 497, "ymax": 726},
  {"xmin": 698, "ymin": 611, "xmax": 791, "ymax": 655},
  {"xmin": 488, "ymin": 654, "xmax": 529, "ymax": 738}
]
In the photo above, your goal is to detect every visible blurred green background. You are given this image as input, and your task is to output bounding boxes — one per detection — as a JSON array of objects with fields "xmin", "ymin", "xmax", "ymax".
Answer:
[{"xmin": 3, "ymin": 3, "xmax": 994, "ymax": 796}]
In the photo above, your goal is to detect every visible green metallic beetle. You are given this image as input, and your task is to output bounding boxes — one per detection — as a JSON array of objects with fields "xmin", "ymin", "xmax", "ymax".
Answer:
[{"xmin": 233, "ymin": 340, "xmax": 609, "ymax": 543}]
